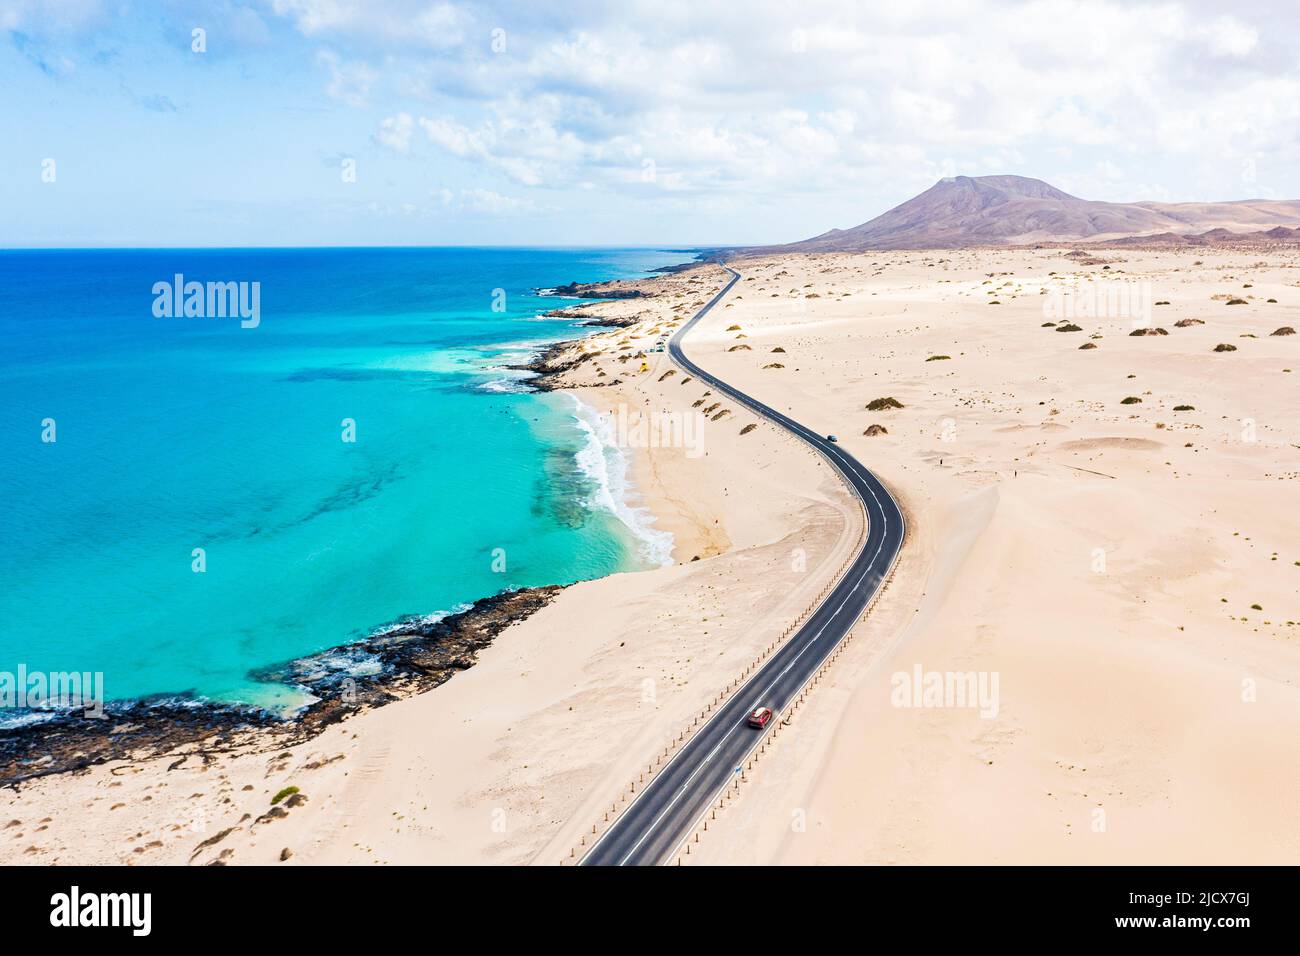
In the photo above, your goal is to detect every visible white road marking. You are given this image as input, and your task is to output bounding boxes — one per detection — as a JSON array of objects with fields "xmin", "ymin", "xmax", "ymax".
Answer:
[{"xmin": 585, "ymin": 266, "xmax": 905, "ymax": 866}]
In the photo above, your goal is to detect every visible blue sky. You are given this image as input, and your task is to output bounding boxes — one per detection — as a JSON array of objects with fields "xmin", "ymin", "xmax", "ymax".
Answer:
[{"xmin": 4, "ymin": 0, "xmax": 1300, "ymax": 247}]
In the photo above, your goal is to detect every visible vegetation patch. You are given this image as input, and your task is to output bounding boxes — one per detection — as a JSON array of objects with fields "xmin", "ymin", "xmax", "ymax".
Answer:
[{"xmin": 866, "ymin": 396, "xmax": 904, "ymax": 411}]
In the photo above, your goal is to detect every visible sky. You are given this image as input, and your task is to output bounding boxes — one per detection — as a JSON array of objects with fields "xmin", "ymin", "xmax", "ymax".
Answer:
[{"xmin": 3, "ymin": 0, "xmax": 1300, "ymax": 247}]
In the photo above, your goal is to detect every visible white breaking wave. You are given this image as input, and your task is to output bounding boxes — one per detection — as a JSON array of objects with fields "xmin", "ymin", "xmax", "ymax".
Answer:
[
  {"xmin": 0, "ymin": 709, "xmax": 61, "ymax": 731},
  {"xmin": 478, "ymin": 376, "xmax": 533, "ymax": 394},
  {"xmin": 568, "ymin": 395, "xmax": 674, "ymax": 568},
  {"xmin": 367, "ymin": 605, "xmax": 470, "ymax": 638}
]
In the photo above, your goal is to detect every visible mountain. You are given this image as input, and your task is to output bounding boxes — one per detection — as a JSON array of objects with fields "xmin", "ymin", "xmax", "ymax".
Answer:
[
  {"xmin": 1099, "ymin": 225, "xmax": 1300, "ymax": 247},
  {"xmin": 742, "ymin": 175, "xmax": 1300, "ymax": 253}
]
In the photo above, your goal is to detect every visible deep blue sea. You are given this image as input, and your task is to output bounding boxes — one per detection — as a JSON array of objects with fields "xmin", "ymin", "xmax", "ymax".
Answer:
[{"xmin": 0, "ymin": 247, "xmax": 687, "ymax": 716}]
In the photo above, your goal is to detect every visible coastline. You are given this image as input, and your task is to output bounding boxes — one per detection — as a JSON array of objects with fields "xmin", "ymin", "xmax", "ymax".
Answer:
[
  {"xmin": 20, "ymin": 245, "xmax": 1298, "ymax": 866},
  {"xmin": 0, "ymin": 259, "xmax": 861, "ymax": 864},
  {"xmin": 0, "ymin": 261, "xmax": 696, "ymax": 787},
  {"xmin": 0, "ymin": 586, "xmax": 565, "ymax": 789},
  {"xmin": 565, "ymin": 391, "xmax": 675, "ymax": 568}
]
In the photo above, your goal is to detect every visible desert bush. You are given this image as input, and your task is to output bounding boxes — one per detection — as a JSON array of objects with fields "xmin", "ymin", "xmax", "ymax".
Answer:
[{"xmin": 866, "ymin": 397, "xmax": 904, "ymax": 411}]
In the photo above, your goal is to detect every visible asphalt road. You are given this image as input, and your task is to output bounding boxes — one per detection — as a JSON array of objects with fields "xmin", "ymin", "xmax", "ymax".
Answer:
[{"xmin": 580, "ymin": 266, "xmax": 906, "ymax": 866}]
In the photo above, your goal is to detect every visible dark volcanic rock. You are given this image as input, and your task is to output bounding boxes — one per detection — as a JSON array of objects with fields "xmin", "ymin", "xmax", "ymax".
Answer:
[
  {"xmin": 574, "ymin": 314, "xmax": 643, "ymax": 328},
  {"xmin": 539, "ymin": 306, "xmax": 643, "ymax": 329},
  {"xmin": 547, "ymin": 280, "xmax": 646, "ymax": 299},
  {"xmin": 0, "ymin": 586, "xmax": 565, "ymax": 788},
  {"xmin": 506, "ymin": 342, "xmax": 592, "ymax": 391}
]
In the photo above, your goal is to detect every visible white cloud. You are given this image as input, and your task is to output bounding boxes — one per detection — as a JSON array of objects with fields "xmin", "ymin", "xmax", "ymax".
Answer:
[
  {"xmin": 460, "ymin": 188, "xmax": 536, "ymax": 215},
  {"xmin": 1201, "ymin": 15, "xmax": 1259, "ymax": 57},
  {"xmin": 414, "ymin": 112, "xmax": 586, "ymax": 186},
  {"xmin": 417, "ymin": 116, "xmax": 484, "ymax": 158},
  {"xmin": 375, "ymin": 112, "xmax": 414, "ymax": 152},
  {"xmin": 422, "ymin": 187, "xmax": 538, "ymax": 216},
  {"xmin": 272, "ymin": 0, "xmax": 469, "ymax": 49},
  {"xmin": 0, "ymin": 0, "xmax": 106, "ymax": 32},
  {"xmin": 296, "ymin": 0, "xmax": 1300, "ymax": 212},
  {"xmin": 316, "ymin": 49, "xmax": 377, "ymax": 107}
]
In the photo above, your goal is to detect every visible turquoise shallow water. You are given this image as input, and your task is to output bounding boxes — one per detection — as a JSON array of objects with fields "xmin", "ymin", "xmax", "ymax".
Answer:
[{"xmin": 0, "ymin": 247, "xmax": 687, "ymax": 714}]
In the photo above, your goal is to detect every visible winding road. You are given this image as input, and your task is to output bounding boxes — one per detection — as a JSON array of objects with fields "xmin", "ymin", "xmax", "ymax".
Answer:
[{"xmin": 580, "ymin": 266, "xmax": 906, "ymax": 866}]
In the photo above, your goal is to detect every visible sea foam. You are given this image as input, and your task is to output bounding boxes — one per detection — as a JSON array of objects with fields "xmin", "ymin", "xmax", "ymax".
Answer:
[{"xmin": 568, "ymin": 395, "xmax": 674, "ymax": 568}]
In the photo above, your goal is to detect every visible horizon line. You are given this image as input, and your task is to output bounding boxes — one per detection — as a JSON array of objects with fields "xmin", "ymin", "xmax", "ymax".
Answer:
[{"xmin": 0, "ymin": 243, "xmax": 735, "ymax": 253}]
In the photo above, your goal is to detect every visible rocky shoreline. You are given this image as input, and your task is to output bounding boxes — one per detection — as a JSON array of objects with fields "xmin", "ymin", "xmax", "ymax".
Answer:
[
  {"xmin": 0, "ymin": 268, "xmax": 681, "ymax": 791},
  {"xmin": 541, "ymin": 304, "xmax": 644, "ymax": 328},
  {"xmin": 515, "ymin": 273, "xmax": 677, "ymax": 390},
  {"xmin": 0, "ymin": 586, "xmax": 565, "ymax": 788},
  {"xmin": 509, "ymin": 340, "xmax": 615, "ymax": 392},
  {"xmin": 544, "ymin": 279, "xmax": 648, "ymax": 299},
  {"xmin": 538, "ymin": 277, "xmax": 657, "ymax": 325}
]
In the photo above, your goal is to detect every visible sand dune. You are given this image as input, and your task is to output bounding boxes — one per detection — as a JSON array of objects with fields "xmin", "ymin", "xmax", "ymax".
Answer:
[
  {"xmin": 4, "ymin": 247, "xmax": 1296, "ymax": 866},
  {"xmin": 674, "ymin": 247, "xmax": 1300, "ymax": 864}
]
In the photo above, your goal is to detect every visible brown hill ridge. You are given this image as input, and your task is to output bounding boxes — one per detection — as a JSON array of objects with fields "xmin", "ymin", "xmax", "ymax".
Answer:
[
  {"xmin": 1097, "ymin": 225, "xmax": 1300, "ymax": 247},
  {"xmin": 743, "ymin": 175, "xmax": 1300, "ymax": 253}
]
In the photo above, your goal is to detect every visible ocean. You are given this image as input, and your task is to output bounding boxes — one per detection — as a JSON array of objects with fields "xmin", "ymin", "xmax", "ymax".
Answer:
[{"xmin": 0, "ymin": 247, "xmax": 686, "ymax": 717}]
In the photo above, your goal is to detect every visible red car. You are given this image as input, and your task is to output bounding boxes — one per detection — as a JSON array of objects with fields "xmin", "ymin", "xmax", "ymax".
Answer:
[{"xmin": 746, "ymin": 706, "xmax": 774, "ymax": 729}]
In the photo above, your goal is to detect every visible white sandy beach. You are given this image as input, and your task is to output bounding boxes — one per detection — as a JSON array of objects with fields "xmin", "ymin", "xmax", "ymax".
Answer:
[{"xmin": 3, "ymin": 248, "xmax": 1297, "ymax": 865}]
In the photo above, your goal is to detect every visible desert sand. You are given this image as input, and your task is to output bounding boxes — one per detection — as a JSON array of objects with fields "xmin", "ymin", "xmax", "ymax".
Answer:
[
  {"xmin": 3, "ymin": 247, "xmax": 1296, "ymax": 865},
  {"xmin": 675, "ymin": 247, "xmax": 1300, "ymax": 864}
]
